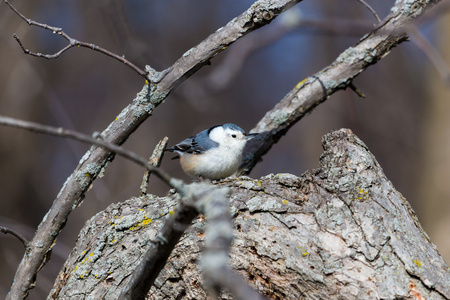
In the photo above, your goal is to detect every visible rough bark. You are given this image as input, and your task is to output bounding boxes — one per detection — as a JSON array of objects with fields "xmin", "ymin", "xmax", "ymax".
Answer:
[
  {"xmin": 7, "ymin": 0, "xmax": 444, "ymax": 298},
  {"xmin": 241, "ymin": 0, "xmax": 443, "ymax": 174},
  {"xmin": 49, "ymin": 129, "xmax": 450, "ymax": 299},
  {"xmin": 6, "ymin": 1, "xmax": 301, "ymax": 298}
]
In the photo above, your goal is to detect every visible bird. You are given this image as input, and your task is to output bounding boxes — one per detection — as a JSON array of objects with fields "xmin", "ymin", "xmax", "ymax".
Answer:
[{"xmin": 165, "ymin": 124, "xmax": 257, "ymax": 180}]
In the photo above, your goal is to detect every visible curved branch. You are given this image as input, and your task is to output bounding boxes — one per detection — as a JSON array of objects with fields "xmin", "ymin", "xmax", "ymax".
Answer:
[
  {"xmin": 5, "ymin": 0, "xmax": 443, "ymax": 298},
  {"xmin": 240, "ymin": 0, "xmax": 442, "ymax": 174},
  {"xmin": 355, "ymin": 0, "xmax": 381, "ymax": 23},
  {"xmin": 0, "ymin": 226, "xmax": 29, "ymax": 248},
  {"xmin": 4, "ymin": 0, "xmax": 147, "ymax": 79},
  {"xmin": 49, "ymin": 129, "xmax": 450, "ymax": 299},
  {"xmin": 5, "ymin": 1, "xmax": 302, "ymax": 298},
  {"xmin": 0, "ymin": 115, "xmax": 177, "ymax": 188}
]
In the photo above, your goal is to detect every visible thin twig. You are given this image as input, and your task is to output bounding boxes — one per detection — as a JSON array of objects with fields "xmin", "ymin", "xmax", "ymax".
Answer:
[
  {"xmin": 6, "ymin": 1, "xmax": 302, "ymax": 298},
  {"xmin": 140, "ymin": 137, "xmax": 169, "ymax": 196},
  {"xmin": 0, "ymin": 225, "xmax": 29, "ymax": 248},
  {"xmin": 356, "ymin": 0, "xmax": 381, "ymax": 23},
  {"xmin": 4, "ymin": 0, "xmax": 148, "ymax": 79},
  {"xmin": 349, "ymin": 82, "xmax": 366, "ymax": 98},
  {"xmin": 140, "ymin": 157, "xmax": 155, "ymax": 197},
  {"xmin": 0, "ymin": 115, "xmax": 177, "ymax": 190},
  {"xmin": 240, "ymin": 0, "xmax": 434, "ymax": 175}
]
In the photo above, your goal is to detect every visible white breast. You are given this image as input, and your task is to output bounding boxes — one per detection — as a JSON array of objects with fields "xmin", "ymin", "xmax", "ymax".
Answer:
[{"xmin": 180, "ymin": 145, "xmax": 243, "ymax": 180}]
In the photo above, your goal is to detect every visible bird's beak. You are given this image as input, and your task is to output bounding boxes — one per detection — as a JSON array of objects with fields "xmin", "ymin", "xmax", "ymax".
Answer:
[{"xmin": 245, "ymin": 133, "xmax": 258, "ymax": 140}]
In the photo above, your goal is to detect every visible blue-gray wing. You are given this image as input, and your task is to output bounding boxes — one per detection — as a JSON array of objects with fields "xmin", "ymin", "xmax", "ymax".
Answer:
[
  {"xmin": 168, "ymin": 136, "xmax": 199, "ymax": 154},
  {"xmin": 166, "ymin": 128, "xmax": 219, "ymax": 154}
]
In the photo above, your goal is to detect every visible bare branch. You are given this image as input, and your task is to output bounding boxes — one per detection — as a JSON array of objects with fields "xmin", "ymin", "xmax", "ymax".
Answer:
[
  {"xmin": 349, "ymin": 83, "xmax": 366, "ymax": 98},
  {"xmin": 0, "ymin": 225, "xmax": 29, "ymax": 248},
  {"xmin": 50, "ymin": 131, "xmax": 450, "ymax": 298},
  {"xmin": 355, "ymin": 0, "xmax": 381, "ymax": 23},
  {"xmin": 178, "ymin": 16, "xmax": 376, "ymax": 102},
  {"xmin": 155, "ymin": 0, "xmax": 301, "ymax": 92},
  {"xmin": 4, "ymin": 0, "xmax": 147, "ymax": 79},
  {"xmin": 0, "ymin": 115, "xmax": 177, "ymax": 190},
  {"xmin": 121, "ymin": 182, "xmax": 266, "ymax": 300},
  {"xmin": 6, "ymin": 1, "xmax": 302, "ymax": 297},
  {"xmin": 240, "ymin": 0, "xmax": 442, "ymax": 175},
  {"xmin": 140, "ymin": 137, "xmax": 169, "ymax": 196}
]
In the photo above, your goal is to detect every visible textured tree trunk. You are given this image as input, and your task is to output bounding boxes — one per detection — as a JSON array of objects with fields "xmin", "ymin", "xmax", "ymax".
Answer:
[{"xmin": 49, "ymin": 129, "xmax": 450, "ymax": 299}]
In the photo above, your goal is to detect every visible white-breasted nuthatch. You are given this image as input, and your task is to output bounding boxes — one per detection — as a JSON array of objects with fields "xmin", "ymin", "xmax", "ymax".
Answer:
[{"xmin": 165, "ymin": 124, "xmax": 256, "ymax": 180}]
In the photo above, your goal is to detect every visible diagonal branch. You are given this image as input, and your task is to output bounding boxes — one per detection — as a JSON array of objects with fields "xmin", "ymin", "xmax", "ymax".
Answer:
[
  {"xmin": 0, "ymin": 115, "xmax": 177, "ymax": 189},
  {"xmin": 240, "ymin": 0, "xmax": 443, "ymax": 174},
  {"xmin": 5, "ymin": 0, "xmax": 444, "ymax": 298},
  {"xmin": 0, "ymin": 117, "xmax": 261, "ymax": 299},
  {"xmin": 5, "ymin": 1, "xmax": 302, "ymax": 298}
]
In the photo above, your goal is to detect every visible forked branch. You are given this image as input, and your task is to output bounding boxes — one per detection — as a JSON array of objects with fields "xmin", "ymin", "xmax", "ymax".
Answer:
[
  {"xmin": 5, "ymin": 1, "xmax": 302, "ymax": 298},
  {"xmin": 4, "ymin": 0, "xmax": 148, "ymax": 79}
]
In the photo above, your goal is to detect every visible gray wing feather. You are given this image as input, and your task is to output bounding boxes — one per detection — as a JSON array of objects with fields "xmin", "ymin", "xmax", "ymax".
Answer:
[{"xmin": 166, "ymin": 128, "xmax": 219, "ymax": 154}]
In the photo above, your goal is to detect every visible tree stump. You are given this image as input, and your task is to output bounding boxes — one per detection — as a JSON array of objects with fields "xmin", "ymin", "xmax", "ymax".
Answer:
[{"xmin": 49, "ymin": 129, "xmax": 450, "ymax": 299}]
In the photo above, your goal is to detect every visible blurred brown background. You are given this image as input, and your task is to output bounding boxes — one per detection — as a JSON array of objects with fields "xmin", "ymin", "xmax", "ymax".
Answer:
[{"xmin": 0, "ymin": 0, "xmax": 449, "ymax": 298}]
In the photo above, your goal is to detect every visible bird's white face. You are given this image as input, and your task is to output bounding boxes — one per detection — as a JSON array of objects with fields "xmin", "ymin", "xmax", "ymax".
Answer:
[{"xmin": 209, "ymin": 126, "xmax": 248, "ymax": 152}]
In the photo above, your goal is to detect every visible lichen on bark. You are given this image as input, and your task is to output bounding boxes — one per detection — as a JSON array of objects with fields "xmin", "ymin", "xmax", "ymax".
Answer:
[{"xmin": 50, "ymin": 129, "xmax": 450, "ymax": 299}]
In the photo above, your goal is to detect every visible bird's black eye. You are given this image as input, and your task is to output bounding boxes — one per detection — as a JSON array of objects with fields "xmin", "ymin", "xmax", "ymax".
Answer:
[{"xmin": 231, "ymin": 134, "xmax": 237, "ymax": 138}]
